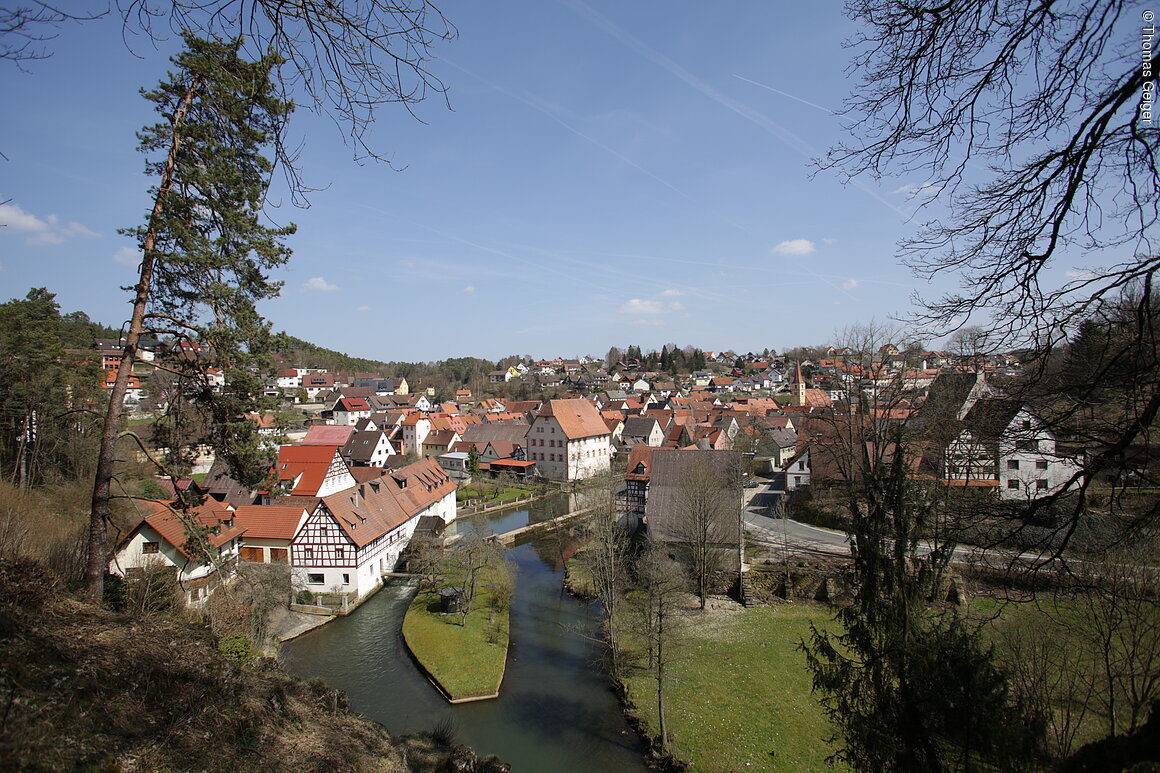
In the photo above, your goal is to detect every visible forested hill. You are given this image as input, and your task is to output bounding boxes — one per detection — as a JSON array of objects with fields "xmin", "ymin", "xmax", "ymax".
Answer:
[{"xmin": 272, "ymin": 333, "xmax": 395, "ymax": 374}]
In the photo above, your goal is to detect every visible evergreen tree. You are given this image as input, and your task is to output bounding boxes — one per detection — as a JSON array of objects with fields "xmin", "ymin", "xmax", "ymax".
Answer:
[{"xmin": 86, "ymin": 35, "xmax": 295, "ymax": 601}]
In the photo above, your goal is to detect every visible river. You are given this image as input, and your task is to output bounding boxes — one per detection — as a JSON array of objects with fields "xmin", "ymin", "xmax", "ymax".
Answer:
[{"xmin": 280, "ymin": 497, "xmax": 648, "ymax": 772}]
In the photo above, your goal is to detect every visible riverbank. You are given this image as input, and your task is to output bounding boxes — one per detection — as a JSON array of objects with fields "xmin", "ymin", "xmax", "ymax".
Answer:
[
  {"xmin": 281, "ymin": 519, "xmax": 649, "ymax": 773},
  {"xmin": 1, "ymin": 558, "xmax": 419, "ymax": 772}
]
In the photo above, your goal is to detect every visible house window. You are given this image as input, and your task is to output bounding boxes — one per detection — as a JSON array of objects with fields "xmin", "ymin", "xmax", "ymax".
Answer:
[
  {"xmin": 1036, "ymin": 479, "xmax": 1049, "ymax": 491},
  {"xmin": 1007, "ymin": 480, "xmax": 1021, "ymax": 489},
  {"xmin": 794, "ymin": 476, "xmax": 802, "ymax": 485},
  {"xmin": 342, "ymin": 573, "xmax": 350, "ymax": 585},
  {"xmin": 798, "ymin": 461, "xmax": 806, "ymax": 470},
  {"xmin": 1007, "ymin": 460, "xmax": 1019, "ymax": 470},
  {"xmin": 1022, "ymin": 420, "xmax": 1032, "ymax": 430},
  {"xmin": 307, "ymin": 573, "xmax": 325, "ymax": 584},
  {"xmin": 1036, "ymin": 460, "xmax": 1048, "ymax": 470},
  {"xmin": 142, "ymin": 541, "xmax": 159, "ymax": 554},
  {"xmin": 335, "ymin": 546, "xmax": 345, "ymax": 559},
  {"xmin": 304, "ymin": 547, "xmax": 314, "ymax": 560},
  {"xmin": 190, "ymin": 588, "xmax": 201, "ymax": 601}
]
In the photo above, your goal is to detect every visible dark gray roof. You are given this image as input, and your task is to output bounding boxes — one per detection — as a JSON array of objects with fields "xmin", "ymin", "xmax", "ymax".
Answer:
[
  {"xmin": 645, "ymin": 449, "xmax": 742, "ymax": 548},
  {"xmin": 460, "ymin": 422, "xmax": 530, "ymax": 445},
  {"xmin": 622, "ymin": 416, "xmax": 660, "ymax": 439}
]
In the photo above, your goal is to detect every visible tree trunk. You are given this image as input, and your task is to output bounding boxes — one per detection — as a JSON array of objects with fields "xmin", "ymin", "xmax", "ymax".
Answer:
[
  {"xmin": 84, "ymin": 77, "xmax": 204, "ymax": 602},
  {"xmin": 656, "ymin": 603, "xmax": 668, "ymax": 751}
]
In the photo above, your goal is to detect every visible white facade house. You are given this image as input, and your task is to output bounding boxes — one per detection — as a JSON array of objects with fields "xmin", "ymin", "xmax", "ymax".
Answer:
[
  {"xmin": 943, "ymin": 399, "xmax": 1084, "ymax": 500},
  {"xmin": 783, "ymin": 448, "xmax": 811, "ymax": 491},
  {"xmin": 289, "ymin": 459, "xmax": 457, "ymax": 601},
  {"xmin": 401, "ymin": 415, "xmax": 432, "ymax": 455},
  {"xmin": 109, "ymin": 500, "xmax": 245, "ymax": 606},
  {"xmin": 525, "ymin": 399, "xmax": 611, "ymax": 481}
]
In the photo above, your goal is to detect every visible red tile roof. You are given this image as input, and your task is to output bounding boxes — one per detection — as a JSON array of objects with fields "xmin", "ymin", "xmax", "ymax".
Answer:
[
  {"xmin": 276, "ymin": 445, "xmax": 345, "ymax": 495},
  {"xmin": 119, "ymin": 500, "xmax": 244, "ymax": 561},
  {"xmin": 232, "ymin": 505, "xmax": 309, "ymax": 540},
  {"xmin": 302, "ymin": 425, "xmax": 357, "ymax": 445},
  {"xmin": 539, "ymin": 399, "xmax": 609, "ymax": 440}
]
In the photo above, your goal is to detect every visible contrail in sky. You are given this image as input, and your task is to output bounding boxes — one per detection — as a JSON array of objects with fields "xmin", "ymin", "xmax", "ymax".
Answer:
[
  {"xmin": 732, "ymin": 74, "xmax": 837, "ymax": 116},
  {"xmin": 563, "ymin": 0, "xmax": 914, "ymax": 221}
]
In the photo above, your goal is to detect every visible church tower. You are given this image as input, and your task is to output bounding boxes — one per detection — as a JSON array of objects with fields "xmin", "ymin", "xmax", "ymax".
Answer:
[{"xmin": 793, "ymin": 361, "xmax": 807, "ymax": 407}]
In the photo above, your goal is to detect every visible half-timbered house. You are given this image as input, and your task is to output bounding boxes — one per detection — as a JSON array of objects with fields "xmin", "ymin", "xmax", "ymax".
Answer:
[{"xmin": 290, "ymin": 458, "xmax": 457, "ymax": 600}]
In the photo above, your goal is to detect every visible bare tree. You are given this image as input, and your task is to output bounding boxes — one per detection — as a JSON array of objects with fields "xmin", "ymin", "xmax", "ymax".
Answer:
[
  {"xmin": 1068, "ymin": 536, "xmax": 1160, "ymax": 738},
  {"xmin": 578, "ymin": 490, "xmax": 633, "ymax": 677},
  {"xmin": 828, "ymin": 1, "xmax": 1154, "ymax": 344},
  {"xmin": 826, "ymin": 1, "xmax": 1160, "ymax": 553},
  {"xmin": 673, "ymin": 455, "xmax": 741, "ymax": 609},
  {"xmin": 3, "ymin": 1, "xmax": 456, "ymax": 165},
  {"xmin": 631, "ymin": 546, "xmax": 688, "ymax": 754}
]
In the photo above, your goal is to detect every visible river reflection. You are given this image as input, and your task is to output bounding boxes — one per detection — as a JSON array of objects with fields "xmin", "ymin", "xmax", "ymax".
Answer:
[{"xmin": 280, "ymin": 501, "xmax": 647, "ymax": 773}]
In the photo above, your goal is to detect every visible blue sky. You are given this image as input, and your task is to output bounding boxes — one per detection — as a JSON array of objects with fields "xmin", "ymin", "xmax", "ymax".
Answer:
[{"xmin": 2, "ymin": 2, "xmax": 967, "ymax": 362}]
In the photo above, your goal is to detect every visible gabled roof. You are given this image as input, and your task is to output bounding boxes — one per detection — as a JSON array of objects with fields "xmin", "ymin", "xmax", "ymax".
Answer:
[
  {"xmin": 625, "ymin": 445, "xmax": 656, "ymax": 481},
  {"xmin": 622, "ymin": 416, "xmax": 661, "ymax": 439},
  {"xmin": 233, "ymin": 504, "xmax": 309, "ymax": 540},
  {"xmin": 319, "ymin": 458, "xmax": 455, "ymax": 548},
  {"xmin": 276, "ymin": 444, "xmax": 346, "ymax": 496},
  {"xmin": 460, "ymin": 422, "xmax": 531, "ymax": 445},
  {"xmin": 538, "ymin": 399, "xmax": 610, "ymax": 439},
  {"xmin": 302, "ymin": 425, "xmax": 357, "ymax": 446},
  {"xmin": 644, "ymin": 449, "xmax": 742, "ymax": 546},
  {"xmin": 118, "ymin": 500, "xmax": 244, "ymax": 561}
]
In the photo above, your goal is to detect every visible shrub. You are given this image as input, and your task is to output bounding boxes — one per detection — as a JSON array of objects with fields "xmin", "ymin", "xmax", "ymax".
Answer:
[{"xmin": 219, "ymin": 634, "xmax": 253, "ymax": 662}]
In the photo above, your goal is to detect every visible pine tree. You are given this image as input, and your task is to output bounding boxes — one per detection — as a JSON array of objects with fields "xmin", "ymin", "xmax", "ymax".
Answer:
[{"xmin": 85, "ymin": 35, "xmax": 295, "ymax": 601}]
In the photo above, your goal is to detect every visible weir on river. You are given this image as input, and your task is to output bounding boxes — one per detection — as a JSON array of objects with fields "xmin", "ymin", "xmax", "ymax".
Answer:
[{"xmin": 280, "ymin": 495, "xmax": 648, "ymax": 773}]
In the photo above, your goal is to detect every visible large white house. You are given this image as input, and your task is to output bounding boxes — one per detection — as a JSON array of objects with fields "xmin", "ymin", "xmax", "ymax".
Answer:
[
  {"xmin": 526, "ymin": 399, "xmax": 611, "ymax": 481},
  {"xmin": 289, "ymin": 458, "xmax": 457, "ymax": 601},
  {"xmin": 944, "ymin": 398, "xmax": 1083, "ymax": 500}
]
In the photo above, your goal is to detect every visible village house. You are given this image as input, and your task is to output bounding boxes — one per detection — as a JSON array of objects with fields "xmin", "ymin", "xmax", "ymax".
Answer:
[
  {"xmin": 109, "ymin": 500, "xmax": 245, "ymax": 606},
  {"xmin": 233, "ymin": 504, "xmax": 310, "ymax": 564},
  {"xmin": 289, "ymin": 459, "xmax": 457, "ymax": 601},
  {"xmin": 526, "ymin": 399, "xmax": 611, "ymax": 481},
  {"xmin": 644, "ymin": 449, "xmax": 744, "ymax": 588}
]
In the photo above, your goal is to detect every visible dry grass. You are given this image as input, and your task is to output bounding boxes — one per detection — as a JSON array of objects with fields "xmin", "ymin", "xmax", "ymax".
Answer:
[{"xmin": 0, "ymin": 556, "xmax": 412, "ymax": 772}]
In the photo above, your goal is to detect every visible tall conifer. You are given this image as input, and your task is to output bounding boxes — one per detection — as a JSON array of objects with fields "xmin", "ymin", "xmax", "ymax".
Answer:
[{"xmin": 86, "ymin": 35, "xmax": 294, "ymax": 600}]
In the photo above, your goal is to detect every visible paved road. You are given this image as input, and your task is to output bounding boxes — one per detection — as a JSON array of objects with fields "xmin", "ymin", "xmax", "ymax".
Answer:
[
  {"xmin": 742, "ymin": 485, "xmax": 850, "ymax": 560},
  {"xmin": 740, "ymin": 483, "xmax": 1061, "ymax": 572}
]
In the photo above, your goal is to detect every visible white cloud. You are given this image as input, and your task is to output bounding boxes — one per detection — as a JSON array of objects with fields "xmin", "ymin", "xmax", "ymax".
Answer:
[
  {"xmin": 631, "ymin": 319, "xmax": 665, "ymax": 327},
  {"xmin": 660, "ymin": 288, "xmax": 684, "ymax": 297},
  {"xmin": 620, "ymin": 298, "xmax": 664, "ymax": 315},
  {"xmin": 823, "ymin": 237, "xmax": 837, "ymax": 245},
  {"xmin": 772, "ymin": 238, "xmax": 816, "ymax": 256},
  {"xmin": 0, "ymin": 203, "xmax": 98, "ymax": 245},
  {"xmin": 113, "ymin": 246, "xmax": 140, "ymax": 266},
  {"xmin": 304, "ymin": 276, "xmax": 339, "ymax": 292},
  {"xmin": 1066, "ymin": 270, "xmax": 1097, "ymax": 280},
  {"xmin": 841, "ymin": 279, "xmax": 859, "ymax": 290},
  {"xmin": 463, "ymin": 285, "xmax": 476, "ymax": 294},
  {"xmin": 668, "ymin": 301, "xmax": 685, "ymax": 311},
  {"xmin": 356, "ymin": 305, "xmax": 370, "ymax": 313}
]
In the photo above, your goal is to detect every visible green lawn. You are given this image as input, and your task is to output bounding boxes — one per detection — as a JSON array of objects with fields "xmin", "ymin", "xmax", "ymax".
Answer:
[
  {"xmin": 456, "ymin": 481, "xmax": 540, "ymax": 505},
  {"xmin": 401, "ymin": 567, "xmax": 511, "ymax": 701},
  {"xmin": 621, "ymin": 604, "xmax": 844, "ymax": 773}
]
